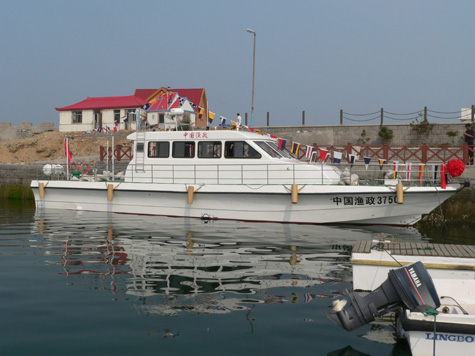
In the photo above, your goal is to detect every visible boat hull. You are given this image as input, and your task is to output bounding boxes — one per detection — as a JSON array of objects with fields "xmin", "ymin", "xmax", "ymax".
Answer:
[{"xmin": 31, "ymin": 180, "xmax": 457, "ymax": 226}]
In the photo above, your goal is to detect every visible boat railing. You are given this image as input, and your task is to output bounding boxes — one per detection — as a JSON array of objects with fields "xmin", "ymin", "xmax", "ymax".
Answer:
[{"xmin": 33, "ymin": 160, "xmax": 459, "ymax": 187}]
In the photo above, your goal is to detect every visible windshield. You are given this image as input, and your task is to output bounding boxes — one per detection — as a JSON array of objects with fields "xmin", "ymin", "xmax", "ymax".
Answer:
[{"xmin": 254, "ymin": 141, "xmax": 293, "ymax": 159}]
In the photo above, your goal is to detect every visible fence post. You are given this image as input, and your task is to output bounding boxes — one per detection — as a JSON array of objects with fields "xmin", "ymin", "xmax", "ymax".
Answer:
[
  {"xmin": 380, "ymin": 108, "xmax": 384, "ymax": 126},
  {"xmin": 421, "ymin": 143, "xmax": 428, "ymax": 164},
  {"xmin": 463, "ymin": 142, "xmax": 468, "ymax": 165},
  {"xmin": 245, "ymin": 113, "xmax": 248, "ymax": 126},
  {"xmin": 340, "ymin": 109, "xmax": 343, "ymax": 125},
  {"xmin": 472, "ymin": 105, "xmax": 474, "ymax": 123},
  {"xmin": 424, "ymin": 106, "xmax": 427, "ymax": 121},
  {"xmin": 267, "ymin": 112, "xmax": 270, "ymax": 126},
  {"xmin": 302, "ymin": 111, "xmax": 305, "ymax": 126},
  {"xmin": 383, "ymin": 142, "xmax": 389, "ymax": 161}
]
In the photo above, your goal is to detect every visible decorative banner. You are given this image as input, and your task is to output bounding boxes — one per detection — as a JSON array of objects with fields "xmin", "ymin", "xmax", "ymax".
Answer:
[
  {"xmin": 333, "ymin": 151, "xmax": 342, "ymax": 164},
  {"xmin": 306, "ymin": 146, "xmax": 314, "ymax": 159},
  {"xmin": 364, "ymin": 156, "xmax": 371, "ymax": 170},
  {"xmin": 406, "ymin": 162, "xmax": 412, "ymax": 181},
  {"xmin": 121, "ymin": 115, "xmax": 128, "ymax": 123},
  {"xmin": 64, "ymin": 138, "xmax": 72, "ymax": 163},
  {"xmin": 379, "ymin": 159, "xmax": 386, "ymax": 170},
  {"xmin": 349, "ymin": 154, "xmax": 356, "ymax": 166},
  {"xmin": 418, "ymin": 164, "xmax": 425, "ymax": 184},
  {"xmin": 440, "ymin": 164, "xmax": 446, "ymax": 189},
  {"xmin": 393, "ymin": 161, "xmax": 399, "ymax": 179},
  {"xmin": 320, "ymin": 148, "xmax": 328, "ymax": 162},
  {"xmin": 278, "ymin": 138, "xmax": 287, "ymax": 150},
  {"xmin": 291, "ymin": 142, "xmax": 300, "ymax": 155}
]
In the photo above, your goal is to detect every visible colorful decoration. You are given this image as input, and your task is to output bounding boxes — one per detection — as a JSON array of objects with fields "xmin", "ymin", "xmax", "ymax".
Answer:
[
  {"xmin": 278, "ymin": 138, "xmax": 287, "ymax": 150},
  {"xmin": 320, "ymin": 148, "xmax": 328, "ymax": 162},
  {"xmin": 446, "ymin": 159, "xmax": 465, "ymax": 177},
  {"xmin": 364, "ymin": 157, "xmax": 371, "ymax": 170},
  {"xmin": 291, "ymin": 142, "xmax": 300, "ymax": 155},
  {"xmin": 306, "ymin": 146, "xmax": 314, "ymax": 159},
  {"xmin": 333, "ymin": 151, "xmax": 342, "ymax": 164}
]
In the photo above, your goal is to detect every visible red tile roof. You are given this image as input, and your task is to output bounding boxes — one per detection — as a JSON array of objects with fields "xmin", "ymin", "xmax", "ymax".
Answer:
[
  {"xmin": 55, "ymin": 95, "xmax": 147, "ymax": 111},
  {"xmin": 134, "ymin": 89, "xmax": 157, "ymax": 101}
]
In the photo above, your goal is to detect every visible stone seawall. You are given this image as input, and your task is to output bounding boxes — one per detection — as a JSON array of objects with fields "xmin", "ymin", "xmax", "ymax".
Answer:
[{"xmin": 256, "ymin": 122, "xmax": 468, "ymax": 146}]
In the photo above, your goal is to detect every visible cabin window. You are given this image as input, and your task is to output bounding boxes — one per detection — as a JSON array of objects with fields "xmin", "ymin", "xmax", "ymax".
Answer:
[
  {"xmin": 173, "ymin": 141, "xmax": 195, "ymax": 158},
  {"xmin": 148, "ymin": 142, "xmax": 169, "ymax": 158},
  {"xmin": 114, "ymin": 110, "xmax": 120, "ymax": 123},
  {"xmin": 136, "ymin": 142, "xmax": 144, "ymax": 153},
  {"xmin": 224, "ymin": 141, "xmax": 261, "ymax": 159},
  {"xmin": 126, "ymin": 109, "xmax": 136, "ymax": 122},
  {"xmin": 198, "ymin": 141, "xmax": 222, "ymax": 158},
  {"xmin": 72, "ymin": 111, "xmax": 82, "ymax": 124}
]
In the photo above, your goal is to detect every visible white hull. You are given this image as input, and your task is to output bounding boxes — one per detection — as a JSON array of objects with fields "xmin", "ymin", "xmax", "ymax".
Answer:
[
  {"xmin": 399, "ymin": 311, "xmax": 475, "ymax": 356},
  {"xmin": 31, "ymin": 180, "xmax": 457, "ymax": 226}
]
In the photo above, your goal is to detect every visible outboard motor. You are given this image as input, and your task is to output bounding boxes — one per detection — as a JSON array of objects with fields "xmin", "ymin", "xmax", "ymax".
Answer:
[{"xmin": 328, "ymin": 261, "xmax": 440, "ymax": 331}]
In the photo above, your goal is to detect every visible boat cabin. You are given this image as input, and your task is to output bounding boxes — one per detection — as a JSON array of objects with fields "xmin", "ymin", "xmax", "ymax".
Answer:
[{"xmin": 124, "ymin": 130, "xmax": 341, "ymax": 185}]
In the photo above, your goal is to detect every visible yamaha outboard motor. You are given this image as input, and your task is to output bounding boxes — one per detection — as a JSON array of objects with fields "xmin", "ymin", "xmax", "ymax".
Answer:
[{"xmin": 328, "ymin": 261, "xmax": 440, "ymax": 331}]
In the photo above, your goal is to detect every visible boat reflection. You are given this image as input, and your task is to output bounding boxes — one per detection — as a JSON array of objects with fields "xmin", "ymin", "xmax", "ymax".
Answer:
[{"xmin": 32, "ymin": 209, "xmax": 424, "ymax": 316}]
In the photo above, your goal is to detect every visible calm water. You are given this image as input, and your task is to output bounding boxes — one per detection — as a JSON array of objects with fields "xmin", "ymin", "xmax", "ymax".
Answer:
[{"xmin": 0, "ymin": 200, "xmax": 472, "ymax": 356}]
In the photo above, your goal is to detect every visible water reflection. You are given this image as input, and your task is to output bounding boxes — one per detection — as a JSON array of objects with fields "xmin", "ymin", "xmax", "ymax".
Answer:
[{"xmin": 31, "ymin": 209, "xmax": 424, "ymax": 317}]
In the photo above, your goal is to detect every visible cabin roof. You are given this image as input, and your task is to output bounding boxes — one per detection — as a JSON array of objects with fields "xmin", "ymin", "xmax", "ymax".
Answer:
[{"xmin": 126, "ymin": 130, "xmax": 275, "ymax": 141}]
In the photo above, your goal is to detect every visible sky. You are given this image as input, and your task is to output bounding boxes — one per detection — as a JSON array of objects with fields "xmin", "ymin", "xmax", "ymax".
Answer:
[{"xmin": 1, "ymin": 0, "xmax": 475, "ymax": 128}]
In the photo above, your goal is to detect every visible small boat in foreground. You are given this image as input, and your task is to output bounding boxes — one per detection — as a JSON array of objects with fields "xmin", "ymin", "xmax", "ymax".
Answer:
[
  {"xmin": 31, "ymin": 130, "xmax": 465, "ymax": 226},
  {"xmin": 330, "ymin": 239, "xmax": 475, "ymax": 356}
]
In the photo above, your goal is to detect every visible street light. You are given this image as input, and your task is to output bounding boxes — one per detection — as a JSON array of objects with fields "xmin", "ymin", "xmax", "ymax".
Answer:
[{"xmin": 246, "ymin": 28, "xmax": 256, "ymax": 127}]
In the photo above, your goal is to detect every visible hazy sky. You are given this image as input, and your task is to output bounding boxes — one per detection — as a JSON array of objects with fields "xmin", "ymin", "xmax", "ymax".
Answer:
[{"xmin": 1, "ymin": 0, "xmax": 474, "ymax": 127}]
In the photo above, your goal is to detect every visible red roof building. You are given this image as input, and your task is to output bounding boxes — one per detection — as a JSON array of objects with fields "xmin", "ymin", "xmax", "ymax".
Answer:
[{"xmin": 56, "ymin": 87, "xmax": 208, "ymax": 132}]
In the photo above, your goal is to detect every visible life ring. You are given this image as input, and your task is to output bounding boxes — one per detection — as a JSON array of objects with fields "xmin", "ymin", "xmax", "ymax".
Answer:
[
  {"xmin": 70, "ymin": 161, "xmax": 78, "ymax": 172},
  {"xmin": 80, "ymin": 162, "xmax": 91, "ymax": 175}
]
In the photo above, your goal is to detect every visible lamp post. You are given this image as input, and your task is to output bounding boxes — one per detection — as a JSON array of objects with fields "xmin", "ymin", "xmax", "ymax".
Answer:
[{"xmin": 246, "ymin": 28, "xmax": 256, "ymax": 127}]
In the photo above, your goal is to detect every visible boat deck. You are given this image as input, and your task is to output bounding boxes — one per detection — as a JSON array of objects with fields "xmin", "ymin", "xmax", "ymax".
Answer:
[{"xmin": 353, "ymin": 240, "xmax": 475, "ymax": 259}]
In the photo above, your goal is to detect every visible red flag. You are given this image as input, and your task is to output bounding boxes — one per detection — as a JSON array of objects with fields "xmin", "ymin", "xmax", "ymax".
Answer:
[
  {"xmin": 64, "ymin": 138, "xmax": 72, "ymax": 162},
  {"xmin": 440, "ymin": 164, "xmax": 446, "ymax": 189},
  {"xmin": 319, "ymin": 148, "xmax": 328, "ymax": 162}
]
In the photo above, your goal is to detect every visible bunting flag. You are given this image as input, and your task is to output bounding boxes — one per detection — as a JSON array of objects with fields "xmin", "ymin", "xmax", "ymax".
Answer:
[
  {"xmin": 209, "ymin": 112, "xmax": 216, "ymax": 120},
  {"xmin": 406, "ymin": 162, "xmax": 412, "ymax": 181},
  {"xmin": 349, "ymin": 154, "xmax": 356, "ymax": 166},
  {"xmin": 278, "ymin": 138, "xmax": 287, "ymax": 150},
  {"xmin": 364, "ymin": 157, "xmax": 371, "ymax": 170},
  {"xmin": 440, "ymin": 164, "xmax": 446, "ymax": 189},
  {"xmin": 418, "ymin": 164, "xmax": 425, "ymax": 184},
  {"xmin": 269, "ymin": 134, "xmax": 278, "ymax": 140},
  {"xmin": 393, "ymin": 161, "xmax": 399, "ymax": 179},
  {"xmin": 379, "ymin": 159, "xmax": 386, "ymax": 170},
  {"xmin": 102, "ymin": 126, "xmax": 109, "ymax": 133},
  {"xmin": 291, "ymin": 142, "xmax": 300, "ymax": 155},
  {"xmin": 113, "ymin": 121, "xmax": 120, "ymax": 132},
  {"xmin": 306, "ymin": 146, "xmax": 314, "ymax": 159},
  {"xmin": 333, "ymin": 151, "xmax": 342, "ymax": 164},
  {"xmin": 142, "ymin": 102, "xmax": 151, "ymax": 110},
  {"xmin": 219, "ymin": 116, "xmax": 226, "ymax": 126},
  {"xmin": 121, "ymin": 115, "xmax": 128, "ymax": 123},
  {"xmin": 320, "ymin": 148, "xmax": 328, "ymax": 162}
]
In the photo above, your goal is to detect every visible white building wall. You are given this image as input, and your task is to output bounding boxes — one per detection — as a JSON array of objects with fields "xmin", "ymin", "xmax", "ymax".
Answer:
[{"xmin": 59, "ymin": 108, "xmax": 142, "ymax": 132}]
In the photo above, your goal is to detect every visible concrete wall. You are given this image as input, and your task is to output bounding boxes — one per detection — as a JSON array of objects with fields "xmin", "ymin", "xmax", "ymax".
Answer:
[
  {"xmin": 257, "ymin": 122, "xmax": 467, "ymax": 146},
  {"xmin": 0, "ymin": 122, "xmax": 57, "ymax": 142}
]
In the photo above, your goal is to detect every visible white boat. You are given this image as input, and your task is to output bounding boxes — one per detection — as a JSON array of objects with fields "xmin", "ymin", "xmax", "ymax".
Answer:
[
  {"xmin": 30, "ymin": 130, "xmax": 463, "ymax": 226},
  {"xmin": 333, "ymin": 239, "xmax": 475, "ymax": 356}
]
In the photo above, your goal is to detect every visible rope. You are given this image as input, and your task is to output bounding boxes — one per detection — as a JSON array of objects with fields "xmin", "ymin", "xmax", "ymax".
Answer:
[{"xmin": 423, "ymin": 309, "xmax": 439, "ymax": 356}]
